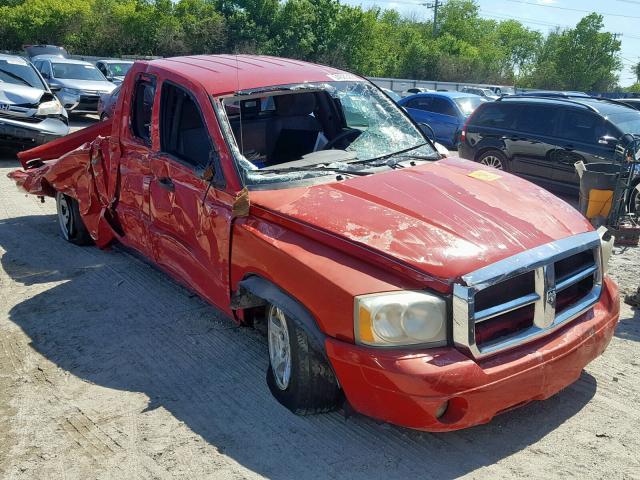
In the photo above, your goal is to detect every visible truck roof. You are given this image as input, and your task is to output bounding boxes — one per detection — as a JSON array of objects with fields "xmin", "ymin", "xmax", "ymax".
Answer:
[{"xmin": 149, "ymin": 55, "xmax": 355, "ymax": 96}]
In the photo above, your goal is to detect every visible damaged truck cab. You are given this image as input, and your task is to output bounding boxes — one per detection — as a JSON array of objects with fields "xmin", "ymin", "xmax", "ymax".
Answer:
[{"xmin": 10, "ymin": 56, "xmax": 620, "ymax": 432}]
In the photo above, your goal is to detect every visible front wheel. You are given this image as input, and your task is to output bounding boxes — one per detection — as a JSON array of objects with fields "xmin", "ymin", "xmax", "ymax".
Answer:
[
  {"xmin": 477, "ymin": 150, "xmax": 508, "ymax": 171},
  {"xmin": 266, "ymin": 304, "xmax": 341, "ymax": 415},
  {"xmin": 55, "ymin": 192, "xmax": 93, "ymax": 245}
]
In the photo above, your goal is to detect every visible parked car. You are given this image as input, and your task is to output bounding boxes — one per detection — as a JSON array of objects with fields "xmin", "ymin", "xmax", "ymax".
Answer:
[
  {"xmin": 0, "ymin": 53, "xmax": 68, "ymax": 148},
  {"xmin": 97, "ymin": 84, "xmax": 121, "ymax": 120},
  {"xmin": 460, "ymin": 86, "xmax": 499, "ymax": 100},
  {"xmin": 10, "ymin": 55, "xmax": 619, "ymax": 433},
  {"xmin": 23, "ymin": 44, "xmax": 69, "ymax": 59},
  {"xmin": 488, "ymin": 86, "xmax": 515, "ymax": 96},
  {"xmin": 31, "ymin": 57, "xmax": 116, "ymax": 114},
  {"xmin": 398, "ymin": 91, "xmax": 488, "ymax": 148},
  {"xmin": 458, "ymin": 95, "xmax": 640, "ymax": 210},
  {"xmin": 402, "ymin": 87, "xmax": 434, "ymax": 96},
  {"xmin": 95, "ymin": 59, "xmax": 134, "ymax": 85},
  {"xmin": 618, "ymin": 98, "xmax": 640, "ymax": 111}
]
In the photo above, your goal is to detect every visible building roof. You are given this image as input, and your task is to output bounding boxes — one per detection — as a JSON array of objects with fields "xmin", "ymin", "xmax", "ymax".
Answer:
[{"xmin": 148, "ymin": 54, "xmax": 356, "ymax": 96}]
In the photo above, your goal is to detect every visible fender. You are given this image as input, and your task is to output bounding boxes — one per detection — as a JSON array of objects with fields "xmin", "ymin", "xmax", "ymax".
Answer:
[{"xmin": 231, "ymin": 275, "xmax": 327, "ymax": 355}]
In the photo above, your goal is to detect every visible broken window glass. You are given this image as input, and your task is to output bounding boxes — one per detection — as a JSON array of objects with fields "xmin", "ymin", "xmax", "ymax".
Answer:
[{"xmin": 214, "ymin": 81, "xmax": 439, "ymax": 186}]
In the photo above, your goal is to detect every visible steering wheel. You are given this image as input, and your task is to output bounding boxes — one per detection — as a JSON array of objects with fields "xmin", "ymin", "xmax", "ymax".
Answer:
[{"xmin": 323, "ymin": 129, "xmax": 361, "ymax": 150}]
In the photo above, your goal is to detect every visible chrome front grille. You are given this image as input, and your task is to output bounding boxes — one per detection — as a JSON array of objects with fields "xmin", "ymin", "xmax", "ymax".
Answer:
[{"xmin": 453, "ymin": 231, "xmax": 603, "ymax": 358}]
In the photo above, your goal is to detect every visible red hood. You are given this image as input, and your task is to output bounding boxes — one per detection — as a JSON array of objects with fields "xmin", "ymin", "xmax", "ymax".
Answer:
[{"xmin": 250, "ymin": 157, "xmax": 592, "ymax": 283}]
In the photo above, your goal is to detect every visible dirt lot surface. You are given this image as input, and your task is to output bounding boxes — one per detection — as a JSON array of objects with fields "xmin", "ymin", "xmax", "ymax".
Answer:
[{"xmin": 1, "ymin": 118, "xmax": 639, "ymax": 479}]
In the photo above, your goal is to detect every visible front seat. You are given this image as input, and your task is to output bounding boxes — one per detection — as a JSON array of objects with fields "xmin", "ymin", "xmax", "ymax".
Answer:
[{"xmin": 270, "ymin": 93, "xmax": 322, "ymax": 164}]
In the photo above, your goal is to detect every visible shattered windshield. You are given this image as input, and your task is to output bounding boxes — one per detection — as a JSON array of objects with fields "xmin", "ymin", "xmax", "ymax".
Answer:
[{"xmin": 215, "ymin": 80, "xmax": 438, "ymax": 187}]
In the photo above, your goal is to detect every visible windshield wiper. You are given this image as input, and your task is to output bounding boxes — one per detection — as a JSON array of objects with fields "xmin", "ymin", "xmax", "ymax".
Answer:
[
  {"xmin": 350, "ymin": 142, "xmax": 431, "ymax": 166},
  {"xmin": 258, "ymin": 165, "xmax": 372, "ymax": 176}
]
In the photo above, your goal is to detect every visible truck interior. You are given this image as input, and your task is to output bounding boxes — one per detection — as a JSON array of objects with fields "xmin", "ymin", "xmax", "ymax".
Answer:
[
  {"xmin": 223, "ymin": 90, "xmax": 359, "ymax": 168},
  {"xmin": 218, "ymin": 81, "xmax": 436, "ymax": 175}
]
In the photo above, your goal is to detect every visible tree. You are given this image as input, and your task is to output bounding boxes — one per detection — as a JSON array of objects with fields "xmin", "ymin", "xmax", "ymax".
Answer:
[{"xmin": 521, "ymin": 14, "xmax": 621, "ymax": 91}]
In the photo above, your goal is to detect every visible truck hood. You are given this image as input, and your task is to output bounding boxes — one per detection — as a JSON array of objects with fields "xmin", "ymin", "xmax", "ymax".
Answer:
[
  {"xmin": 0, "ymin": 83, "xmax": 46, "ymax": 106},
  {"xmin": 250, "ymin": 157, "xmax": 593, "ymax": 283},
  {"xmin": 52, "ymin": 78, "xmax": 115, "ymax": 93}
]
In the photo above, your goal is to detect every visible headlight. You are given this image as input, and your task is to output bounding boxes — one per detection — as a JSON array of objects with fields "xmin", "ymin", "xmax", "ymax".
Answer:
[
  {"xmin": 354, "ymin": 291, "xmax": 447, "ymax": 347},
  {"xmin": 36, "ymin": 98, "xmax": 64, "ymax": 116},
  {"xmin": 60, "ymin": 88, "xmax": 80, "ymax": 96}
]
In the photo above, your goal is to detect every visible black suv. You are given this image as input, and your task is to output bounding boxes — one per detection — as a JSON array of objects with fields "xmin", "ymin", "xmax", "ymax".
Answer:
[{"xmin": 458, "ymin": 96, "xmax": 640, "ymax": 198}]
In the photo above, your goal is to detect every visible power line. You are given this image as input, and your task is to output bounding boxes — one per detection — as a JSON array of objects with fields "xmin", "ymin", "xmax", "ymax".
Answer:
[{"xmin": 506, "ymin": 0, "xmax": 640, "ymax": 20}]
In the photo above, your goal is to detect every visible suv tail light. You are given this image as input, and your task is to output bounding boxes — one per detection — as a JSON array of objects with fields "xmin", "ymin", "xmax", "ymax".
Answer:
[{"xmin": 460, "ymin": 116, "xmax": 472, "ymax": 143}]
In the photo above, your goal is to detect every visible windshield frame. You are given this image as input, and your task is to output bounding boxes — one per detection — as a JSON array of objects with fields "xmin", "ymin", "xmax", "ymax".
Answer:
[
  {"xmin": 211, "ymin": 81, "xmax": 439, "ymax": 189},
  {"xmin": 52, "ymin": 62, "xmax": 107, "ymax": 81}
]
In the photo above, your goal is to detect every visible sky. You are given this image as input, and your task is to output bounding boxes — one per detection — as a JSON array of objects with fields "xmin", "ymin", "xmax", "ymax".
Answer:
[{"xmin": 341, "ymin": 0, "xmax": 640, "ymax": 86}]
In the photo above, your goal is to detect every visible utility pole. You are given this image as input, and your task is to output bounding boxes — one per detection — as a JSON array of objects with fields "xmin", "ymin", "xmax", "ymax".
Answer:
[{"xmin": 425, "ymin": 1, "xmax": 442, "ymax": 37}]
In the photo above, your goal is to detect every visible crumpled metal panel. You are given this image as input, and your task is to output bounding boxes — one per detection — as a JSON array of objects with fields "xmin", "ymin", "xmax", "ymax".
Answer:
[{"xmin": 8, "ymin": 135, "xmax": 116, "ymax": 248}]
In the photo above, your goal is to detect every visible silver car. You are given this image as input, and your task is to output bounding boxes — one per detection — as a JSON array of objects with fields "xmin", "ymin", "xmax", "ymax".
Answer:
[
  {"xmin": 95, "ymin": 59, "xmax": 134, "ymax": 85},
  {"xmin": 0, "ymin": 53, "xmax": 69, "ymax": 148},
  {"xmin": 32, "ymin": 57, "xmax": 116, "ymax": 114}
]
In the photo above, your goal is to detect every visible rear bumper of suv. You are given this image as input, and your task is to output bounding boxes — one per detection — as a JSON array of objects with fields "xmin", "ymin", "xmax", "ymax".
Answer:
[
  {"xmin": 0, "ymin": 117, "xmax": 69, "ymax": 147},
  {"xmin": 325, "ymin": 277, "xmax": 619, "ymax": 432}
]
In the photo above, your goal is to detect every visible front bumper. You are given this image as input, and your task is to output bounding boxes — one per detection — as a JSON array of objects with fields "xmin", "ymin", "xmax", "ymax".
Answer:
[
  {"xmin": 326, "ymin": 277, "xmax": 619, "ymax": 432},
  {"xmin": 0, "ymin": 117, "xmax": 69, "ymax": 147},
  {"xmin": 57, "ymin": 91, "xmax": 103, "ymax": 113}
]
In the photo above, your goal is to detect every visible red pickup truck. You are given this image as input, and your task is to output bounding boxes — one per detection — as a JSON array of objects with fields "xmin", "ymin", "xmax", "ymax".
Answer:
[{"xmin": 9, "ymin": 55, "xmax": 619, "ymax": 432}]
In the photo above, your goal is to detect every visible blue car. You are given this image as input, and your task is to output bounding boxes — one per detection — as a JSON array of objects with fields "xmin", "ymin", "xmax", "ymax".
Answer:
[{"xmin": 399, "ymin": 92, "xmax": 488, "ymax": 148}]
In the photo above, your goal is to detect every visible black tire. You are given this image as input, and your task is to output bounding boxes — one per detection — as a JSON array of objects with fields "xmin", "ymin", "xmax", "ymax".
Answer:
[
  {"xmin": 55, "ymin": 191, "xmax": 93, "ymax": 246},
  {"xmin": 266, "ymin": 304, "xmax": 341, "ymax": 415},
  {"xmin": 477, "ymin": 149, "xmax": 508, "ymax": 171}
]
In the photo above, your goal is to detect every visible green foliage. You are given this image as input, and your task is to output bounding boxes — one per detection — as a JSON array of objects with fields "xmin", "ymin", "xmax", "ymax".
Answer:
[
  {"xmin": 0, "ymin": 0, "xmax": 624, "ymax": 90},
  {"xmin": 519, "ymin": 14, "xmax": 621, "ymax": 91}
]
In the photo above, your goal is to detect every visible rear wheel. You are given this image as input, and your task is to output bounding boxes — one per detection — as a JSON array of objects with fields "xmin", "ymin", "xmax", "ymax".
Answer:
[
  {"xmin": 266, "ymin": 304, "xmax": 341, "ymax": 415},
  {"xmin": 477, "ymin": 150, "xmax": 508, "ymax": 171},
  {"xmin": 55, "ymin": 192, "xmax": 93, "ymax": 245}
]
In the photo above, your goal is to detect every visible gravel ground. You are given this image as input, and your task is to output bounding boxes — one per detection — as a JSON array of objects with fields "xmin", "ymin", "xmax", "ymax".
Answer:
[{"xmin": 0, "ymin": 119, "xmax": 639, "ymax": 479}]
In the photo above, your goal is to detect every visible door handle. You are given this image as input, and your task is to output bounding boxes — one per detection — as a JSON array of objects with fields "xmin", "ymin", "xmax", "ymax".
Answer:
[{"xmin": 158, "ymin": 177, "xmax": 174, "ymax": 191}]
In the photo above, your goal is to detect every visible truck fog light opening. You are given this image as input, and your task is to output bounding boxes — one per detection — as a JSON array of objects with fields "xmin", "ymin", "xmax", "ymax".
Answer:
[
  {"xmin": 435, "ymin": 401, "xmax": 449, "ymax": 419},
  {"xmin": 436, "ymin": 396, "xmax": 469, "ymax": 424}
]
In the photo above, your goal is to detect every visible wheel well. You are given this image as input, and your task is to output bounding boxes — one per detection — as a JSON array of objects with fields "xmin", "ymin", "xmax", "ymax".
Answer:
[
  {"xmin": 474, "ymin": 146, "xmax": 505, "ymax": 162},
  {"xmin": 231, "ymin": 275, "xmax": 328, "ymax": 353}
]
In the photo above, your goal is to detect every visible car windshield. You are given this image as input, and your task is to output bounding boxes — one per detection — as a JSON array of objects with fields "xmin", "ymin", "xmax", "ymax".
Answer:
[
  {"xmin": 454, "ymin": 96, "xmax": 487, "ymax": 115},
  {"xmin": 217, "ymin": 80, "xmax": 438, "ymax": 186},
  {"xmin": 608, "ymin": 112, "xmax": 640, "ymax": 134},
  {"xmin": 107, "ymin": 63, "xmax": 132, "ymax": 76},
  {"xmin": 0, "ymin": 57, "xmax": 45, "ymax": 89},
  {"xmin": 52, "ymin": 63, "xmax": 105, "ymax": 81}
]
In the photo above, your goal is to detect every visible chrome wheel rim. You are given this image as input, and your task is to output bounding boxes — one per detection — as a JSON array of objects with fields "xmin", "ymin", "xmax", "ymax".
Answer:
[
  {"xmin": 480, "ymin": 155, "xmax": 504, "ymax": 170},
  {"xmin": 268, "ymin": 306, "xmax": 292, "ymax": 390},
  {"xmin": 56, "ymin": 193, "xmax": 72, "ymax": 240}
]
